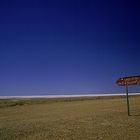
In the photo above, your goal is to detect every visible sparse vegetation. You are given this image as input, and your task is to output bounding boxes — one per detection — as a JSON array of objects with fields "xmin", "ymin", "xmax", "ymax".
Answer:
[{"xmin": 0, "ymin": 95, "xmax": 140, "ymax": 140}]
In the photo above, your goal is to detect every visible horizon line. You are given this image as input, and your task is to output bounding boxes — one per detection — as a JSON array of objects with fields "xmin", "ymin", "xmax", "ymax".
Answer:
[{"xmin": 0, "ymin": 93, "xmax": 140, "ymax": 99}]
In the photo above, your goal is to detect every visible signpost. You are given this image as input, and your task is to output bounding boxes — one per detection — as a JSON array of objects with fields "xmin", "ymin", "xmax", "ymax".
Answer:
[{"xmin": 116, "ymin": 75, "xmax": 140, "ymax": 116}]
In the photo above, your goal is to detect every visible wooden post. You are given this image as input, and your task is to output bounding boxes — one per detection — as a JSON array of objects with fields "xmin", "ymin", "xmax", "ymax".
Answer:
[{"xmin": 126, "ymin": 84, "xmax": 130, "ymax": 116}]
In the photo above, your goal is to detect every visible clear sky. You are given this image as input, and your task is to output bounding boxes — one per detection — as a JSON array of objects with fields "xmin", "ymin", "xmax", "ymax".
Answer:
[{"xmin": 0, "ymin": 0, "xmax": 140, "ymax": 96}]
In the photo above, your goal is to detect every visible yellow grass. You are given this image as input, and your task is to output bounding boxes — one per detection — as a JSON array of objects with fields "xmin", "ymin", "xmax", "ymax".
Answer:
[{"xmin": 0, "ymin": 96, "xmax": 140, "ymax": 140}]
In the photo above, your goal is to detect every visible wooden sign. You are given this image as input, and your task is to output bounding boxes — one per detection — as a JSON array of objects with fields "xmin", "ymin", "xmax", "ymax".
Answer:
[
  {"xmin": 116, "ymin": 75, "xmax": 140, "ymax": 86},
  {"xmin": 116, "ymin": 75, "xmax": 140, "ymax": 116}
]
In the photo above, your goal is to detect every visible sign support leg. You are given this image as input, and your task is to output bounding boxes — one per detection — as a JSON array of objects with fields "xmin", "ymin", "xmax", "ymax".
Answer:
[{"xmin": 126, "ymin": 84, "xmax": 130, "ymax": 116}]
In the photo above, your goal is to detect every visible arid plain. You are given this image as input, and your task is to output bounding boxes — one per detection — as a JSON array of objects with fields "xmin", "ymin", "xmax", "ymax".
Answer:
[{"xmin": 0, "ymin": 95, "xmax": 140, "ymax": 140}]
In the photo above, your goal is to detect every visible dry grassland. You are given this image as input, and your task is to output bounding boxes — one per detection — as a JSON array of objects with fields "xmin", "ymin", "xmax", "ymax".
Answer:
[{"xmin": 0, "ymin": 96, "xmax": 140, "ymax": 140}]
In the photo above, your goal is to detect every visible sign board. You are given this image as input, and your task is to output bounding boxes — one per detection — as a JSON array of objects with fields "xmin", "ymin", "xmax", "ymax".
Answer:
[
  {"xmin": 116, "ymin": 75, "xmax": 140, "ymax": 116},
  {"xmin": 116, "ymin": 75, "xmax": 140, "ymax": 86}
]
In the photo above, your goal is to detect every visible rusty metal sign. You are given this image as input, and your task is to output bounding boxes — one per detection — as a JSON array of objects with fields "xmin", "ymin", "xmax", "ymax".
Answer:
[{"xmin": 116, "ymin": 75, "xmax": 140, "ymax": 86}]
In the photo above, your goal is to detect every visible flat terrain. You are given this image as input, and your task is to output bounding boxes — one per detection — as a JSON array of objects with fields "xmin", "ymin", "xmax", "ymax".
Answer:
[{"xmin": 0, "ymin": 96, "xmax": 140, "ymax": 140}]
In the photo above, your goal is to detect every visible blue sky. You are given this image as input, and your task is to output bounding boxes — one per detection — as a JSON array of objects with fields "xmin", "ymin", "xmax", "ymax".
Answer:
[{"xmin": 0, "ymin": 0, "xmax": 140, "ymax": 95}]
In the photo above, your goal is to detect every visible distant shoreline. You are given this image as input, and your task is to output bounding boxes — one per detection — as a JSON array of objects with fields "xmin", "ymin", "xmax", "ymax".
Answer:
[{"xmin": 0, "ymin": 93, "xmax": 140, "ymax": 99}]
